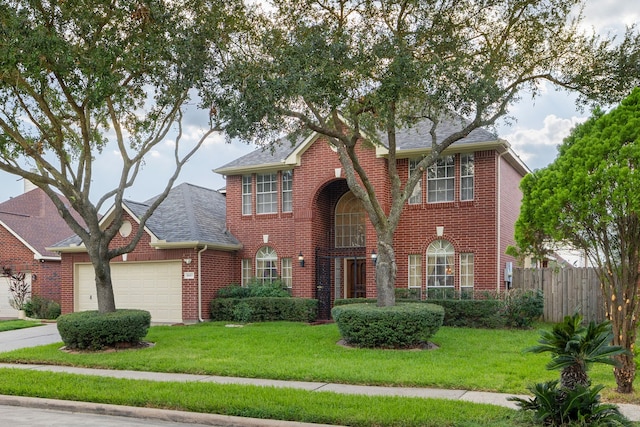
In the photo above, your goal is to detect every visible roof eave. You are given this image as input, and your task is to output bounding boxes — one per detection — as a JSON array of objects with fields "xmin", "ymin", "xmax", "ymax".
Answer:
[
  {"xmin": 213, "ymin": 162, "xmax": 288, "ymax": 176},
  {"xmin": 151, "ymin": 240, "xmax": 243, "ymax": 252},
  {"xmin": 45, "ymin": 243, "xmax": 87, "ymax": 253},
  {"xmin": 377, "ymin": 139, "xmax": 506, "ymax": 158}
]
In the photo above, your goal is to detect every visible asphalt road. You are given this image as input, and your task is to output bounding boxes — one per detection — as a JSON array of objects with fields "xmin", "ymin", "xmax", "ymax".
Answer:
[{"xmin": 0, "ymin": 404, "xmax": 200, "ymax": 427}]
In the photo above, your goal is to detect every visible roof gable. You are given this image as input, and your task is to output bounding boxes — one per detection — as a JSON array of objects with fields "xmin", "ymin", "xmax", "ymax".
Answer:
[
  {"xmin": 53, "ymin": 183, "xmax": 241, "ymax": 251},
  {"xmin": 0, "ymin": 188, "xmax": 80, "ymax": 259}
]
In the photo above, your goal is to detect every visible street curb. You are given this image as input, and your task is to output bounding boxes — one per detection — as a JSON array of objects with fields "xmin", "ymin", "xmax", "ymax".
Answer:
[{"xmin": 0, "ymin": 394, "xmax": 338, "ymax": 427}]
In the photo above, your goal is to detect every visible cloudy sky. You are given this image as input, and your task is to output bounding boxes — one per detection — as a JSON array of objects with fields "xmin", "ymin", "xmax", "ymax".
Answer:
[{"xmin": 0, "ymin": 0, "xmax": 637, "ymax": 205}]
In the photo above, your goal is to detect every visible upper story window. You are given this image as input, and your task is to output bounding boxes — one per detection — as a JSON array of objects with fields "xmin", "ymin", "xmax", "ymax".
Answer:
[
  {"xmin": 461, "ymin": 153, "xmax": 474, "ymax": 201},
  {"xmin": 282, "ymin": 170, "xmax": 293, "ymax": 212},
  {"xmin": 256, "ymin": 173, "xmax": 278, "ymax": 214},
  {"xmin": 256, "ymin": 246, "xmax": 278, "ymax": 283},
  {"xmin": 408, "ymin": 158, "xmax": 422, "ymax": 205},
  {"xmin": 427, "ymin": 155, "xmax": 454, "ymax": 203},
  {"xmin": 242, "ymin": 175, "xmax": 252, "ymax": 216},
  {"xmin": 335, "ymin": 191, "xmax": 366, "ymax": 248}
]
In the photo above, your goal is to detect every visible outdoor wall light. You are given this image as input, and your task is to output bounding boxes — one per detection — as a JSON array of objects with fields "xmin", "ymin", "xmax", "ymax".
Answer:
[
  {"xmin": 298, "ymin": 252, "xmax": 305, "ymax": 267},
  {"xmin": 371, "ymin": 249, "xmax": 378, "ymax": 266},
  {"xmin": 183, "ymin": 258, "xmax": 192, "ymax": 265}
]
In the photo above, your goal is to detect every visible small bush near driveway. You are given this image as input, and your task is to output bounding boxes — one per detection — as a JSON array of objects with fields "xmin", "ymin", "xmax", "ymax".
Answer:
[
  {"xmin": 57, "ymin": 309, "xmax": 151, "ymax": 350},
  {"xmin": 331, "ymin": 303, "xmax": 444, "ymax": 348}
]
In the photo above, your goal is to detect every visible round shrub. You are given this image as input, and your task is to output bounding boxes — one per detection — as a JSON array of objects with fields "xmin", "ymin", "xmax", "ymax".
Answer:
[
  {"xmin": 57, "ymin": 309, "xmax": 151, "ymax": 350},
  {"xmin": 331, "ymin": 303, "xmax": 444, "ymax": 349},
  {"xmin": 501, "ymin": 289, "xmax": 544, "ymax": 328}
]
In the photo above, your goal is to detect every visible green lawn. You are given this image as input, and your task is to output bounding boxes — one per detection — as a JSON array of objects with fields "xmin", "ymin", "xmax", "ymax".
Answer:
[
  {"xmin": 0, "ymin": 321, "xmax": 636, "ymax": 426},
  {"xmin": 0, "ymin": 319, "xmax": 42, "ymax": 332}
]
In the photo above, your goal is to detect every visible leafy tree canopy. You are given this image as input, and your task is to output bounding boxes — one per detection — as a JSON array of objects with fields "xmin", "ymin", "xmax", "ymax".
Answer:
[
  {"xmin": 0, "ymin": 0, "xmax": 243, "ymax": 312},
  {"xmin": 514, "ymin": 87, "xmax": 640, "ymax": 393}
]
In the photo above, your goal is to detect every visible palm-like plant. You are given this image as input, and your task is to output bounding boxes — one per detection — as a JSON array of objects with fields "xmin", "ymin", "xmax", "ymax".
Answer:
[{"xmin": 526, "ymin": 312, "xmax": 627, "ymax": 389}]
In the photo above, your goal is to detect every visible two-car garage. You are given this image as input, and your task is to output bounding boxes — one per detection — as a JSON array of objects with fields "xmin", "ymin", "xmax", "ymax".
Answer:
[{"xmin": 75, "ymin": 261, "xmax": 183, "ymax": 324}]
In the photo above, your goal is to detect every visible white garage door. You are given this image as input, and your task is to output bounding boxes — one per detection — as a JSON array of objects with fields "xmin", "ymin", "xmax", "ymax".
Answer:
[
  {"xmin": 76, "ymin": 261, "xmax": 182, "ymax": 323},
  {"xmin": 0, "ymin": 273, "xmax": 31, "ymax": 319}
]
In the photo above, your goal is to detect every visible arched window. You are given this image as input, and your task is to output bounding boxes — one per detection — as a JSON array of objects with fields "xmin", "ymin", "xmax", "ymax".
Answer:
[
  {"xmin": 256, "ymin": 246, "xmax": 278, "ymax": 283},
  {"xmin": 335, "ymin": 191, "xmax": 366, "ymax": 248},
  {"xmin": 426, "ymin": 240, "xmax": 454, "ymax": 298}
]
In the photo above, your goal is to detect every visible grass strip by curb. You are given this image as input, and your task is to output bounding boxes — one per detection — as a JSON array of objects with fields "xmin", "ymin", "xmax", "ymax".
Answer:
[{"xmin": 0, "ymin": 368, "xmax": 527, "ymax": 427}]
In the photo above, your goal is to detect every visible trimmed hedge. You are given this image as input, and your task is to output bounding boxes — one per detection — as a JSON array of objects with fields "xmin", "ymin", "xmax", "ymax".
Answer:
[
  {"xmin": 331, "ymin": 303, "xmax": 444, "ymax": 348},
  {"xmin": 210, "ymin": 297, "xmax": 318, "ymax": 323},
  {"xmin": 216, "ymin": 282, "xmax": 291, "ymax": 299},
  {"xmin": 428, "ymin": 299, "xmax": 505, "ymax": 329},
  {"xmin": 57, "ymin": 309, "xmax": 151, "ymax": 350},
  {"xmin": 334, "ymin": 292, "xmax": 543, "ymax": 329}
]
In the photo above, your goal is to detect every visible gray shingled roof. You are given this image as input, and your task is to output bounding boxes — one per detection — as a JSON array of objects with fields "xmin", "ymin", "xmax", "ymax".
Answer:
[
  {"xmin": 54, "ymin": 183, "xmax": 240, "ymax": 249},
  {"xmin": 216, "ymin": 116, "xmax": 497, "ymax": 171},
  {"xmin": 390, "ymin": 116, "xmax": 498, "ymax": 150},
  {"xmin": 0, "ymin": 188, "xmax": 82, "ymax": 258},
  {"xmin": 216, "ymin": 136, "xmax": 303, "ymax": 171}
]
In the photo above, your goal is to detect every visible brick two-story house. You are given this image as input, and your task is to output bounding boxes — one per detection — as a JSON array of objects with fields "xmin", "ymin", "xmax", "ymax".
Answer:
[{"xmin": 215, "ymin": 118, "xmax": 528, "ymax": 318}]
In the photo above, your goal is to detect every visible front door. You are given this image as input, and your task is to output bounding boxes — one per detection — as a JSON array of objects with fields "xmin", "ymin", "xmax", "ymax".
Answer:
[{"xmin": 346, "ymin": 259, "xmax": 366, "ymax": 298}]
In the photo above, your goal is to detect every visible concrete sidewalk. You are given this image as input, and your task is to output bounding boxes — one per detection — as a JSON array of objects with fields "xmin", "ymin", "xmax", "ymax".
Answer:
[{"xmin": 1, "ymin": 324, "xmax": 639, "ymax": 424}]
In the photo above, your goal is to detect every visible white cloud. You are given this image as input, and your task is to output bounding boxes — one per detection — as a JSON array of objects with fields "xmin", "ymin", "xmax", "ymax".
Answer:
[{"xmin": 503, "ymin": 114, "xmax": 587, "ymax": 170}]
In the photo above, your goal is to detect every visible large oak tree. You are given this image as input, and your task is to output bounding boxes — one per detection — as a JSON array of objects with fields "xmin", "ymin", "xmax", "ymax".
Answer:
[
  {"xmin": 0, "ymin": 0, "xmax": 242, "ymax": 313},
  {"xmin": 514, "ymin": 88, "xmax": 640, "ymax": 393},
  {"xmin": 210, "ymin": 0, "xmax": 640, "ymax": 306}
]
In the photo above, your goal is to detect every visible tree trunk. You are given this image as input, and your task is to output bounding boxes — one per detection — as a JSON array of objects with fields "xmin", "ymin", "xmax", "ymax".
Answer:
[
  {"xmin": 89, "ymin": 247, "xmax": 117, "ymax": 314},
  {"xmin": 375, "ymin": 235, "xmax": 397, "ymax": 307},
  {"xmin": 614, "ymin": 353, "xmax": 635, "ymax": 393},
  {"xmin": 560, "ymin": 363, "xmax": 589, "ymax": 390}
]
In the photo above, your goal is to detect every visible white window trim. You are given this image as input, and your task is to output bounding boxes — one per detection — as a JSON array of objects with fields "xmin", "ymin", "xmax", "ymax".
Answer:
[
  {"xmin": 282, "ymin": 170, "xmax": 293, "ymax": 213},
  {"xmin": 242, "ymin": 175, "xmax": 252, "ymax": 216},
  {"xmin": 408, "ymin": 254, "xmax": 422, "ymax": 288},
  {"xmin": 427, "ymin": 155, "xmax": 455, "ymax": 203},
  {"xmin": 256, "ymin": 173, "xmax": 278, "ymax": 214},
  {"xmin": 461, "ymin": 153, "xmax": 474, "ymax": 201},
  {"xmin": 408, "ymin": 158, "xmax": 422, "ymax": 205}
]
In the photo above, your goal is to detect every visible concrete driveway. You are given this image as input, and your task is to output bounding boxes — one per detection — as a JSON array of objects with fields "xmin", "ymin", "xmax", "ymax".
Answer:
[{"xmin": 0, "ymin": 323, "xmax": 61, "ymax": 352}]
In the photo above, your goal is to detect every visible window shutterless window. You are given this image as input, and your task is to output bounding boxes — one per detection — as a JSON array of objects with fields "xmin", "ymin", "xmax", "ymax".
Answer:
[
  {"xmin": 426, "ymin": 240, "xmax": 455, "ymax": 298},
  {"xmin": 241, "ymin": 258, "xmax": 252, "ymax": 286},
  {"xmin": 408, "ymin": 254, "xmax": 422, "ymax": 288},
  {"xmin": 282, "ymin": 170, "xmax": 293, "ymax": 212},
  {"xmin": 461, "ymin": 153, "xmax": 474, "ymax": 201},
  {"xmin": 408, "ymin": 158, "xmax": 422, "ymax": 205},
  {"xmin": 460, "ymin": 253, "xmax": 474, "ymax": 298},
  {"xmin": 427, "ymin": 155, "xmax": 454, "ymax": 203},
  {"xmin": 256, "ymin": 246, "xmax": 277, "ymax": 283},
  {"xmin": 256, "ymin": 173, "xmax": 278, "ymax": 214},
  {"xmin": 242, "ymin": 175, "xmax": 252, "ymax": 215},
  {"xmin": 281, "ymin": 258, "xmax": 292, "ymax": 288}
]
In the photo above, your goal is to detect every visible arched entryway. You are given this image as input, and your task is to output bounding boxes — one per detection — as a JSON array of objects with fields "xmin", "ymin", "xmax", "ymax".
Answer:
[{"xmin": 314, "ymin": 182, "xmax": 368, "ymax": 319}]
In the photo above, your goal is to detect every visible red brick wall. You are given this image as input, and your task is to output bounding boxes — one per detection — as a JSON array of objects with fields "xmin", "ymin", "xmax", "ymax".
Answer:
[
  {"xmin": 499, "ymin": 155, "xmax": 524, "ymax": 285},
  {"xmin": 59, "ymin": 211, "xmax": 237, "ymax": 322}
]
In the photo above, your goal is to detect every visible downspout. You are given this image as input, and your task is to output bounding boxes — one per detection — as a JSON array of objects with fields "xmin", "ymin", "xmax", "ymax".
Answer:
[
  {"xmin": 198, "ymin": 245, "xmax": 207, "ymax": 322},
  {"xmin": 496, "ymin": 151, "xmax": 507, "ymax": 294}
]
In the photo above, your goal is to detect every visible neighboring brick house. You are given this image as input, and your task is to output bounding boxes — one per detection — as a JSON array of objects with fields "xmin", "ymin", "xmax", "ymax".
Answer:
[
  {"xmin": 215, "ymin": 118, "xmax": 528, "ymax": 319},
  {"xmin": 52, "ymin": 183, "xmax": 241, "ymax": 323},
  {"xmin": 0, "ymin": 185, "xmax": 81, "ymax": 317}
]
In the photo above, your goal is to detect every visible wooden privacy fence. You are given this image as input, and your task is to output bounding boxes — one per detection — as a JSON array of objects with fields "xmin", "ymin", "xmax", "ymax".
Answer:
[{"xmin": 512, "ymin": 267, "xmax": 605, "ymax": 323}]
